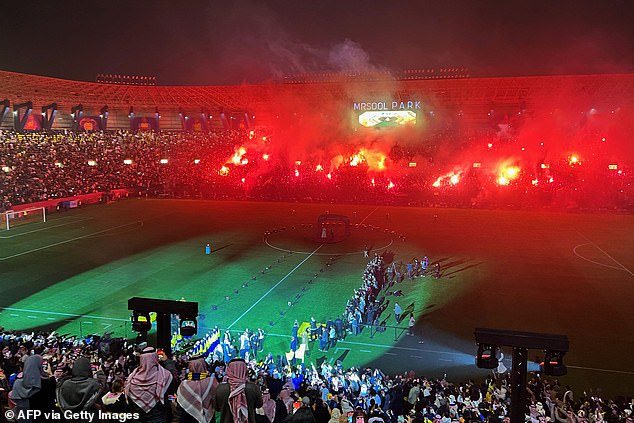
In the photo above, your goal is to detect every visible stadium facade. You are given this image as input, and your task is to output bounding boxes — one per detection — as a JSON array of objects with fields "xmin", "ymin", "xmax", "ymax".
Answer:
[{"xmin": 1, "ymin": 70, "xmax": 633, "ymax": 131}]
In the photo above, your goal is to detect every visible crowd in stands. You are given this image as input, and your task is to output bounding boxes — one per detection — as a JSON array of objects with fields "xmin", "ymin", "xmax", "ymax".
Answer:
[
  {"xmin": 1, "ymin": 128, "xmax": 632, "ymax": 213},
  {"xmin": 1, "ymin": 328, "xmax": 633, "ymax": 423}
]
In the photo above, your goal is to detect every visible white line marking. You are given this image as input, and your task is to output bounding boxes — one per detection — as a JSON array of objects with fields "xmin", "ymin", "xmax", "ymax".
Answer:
[
  {"xmin": 227, "ymin": 243, "xmax": 324, "ymax": 329},
  {"xmin": 0, "ymin": 221, "xmax": 142, "ymax": 261},
  {"xmin": 0, "ymin": 217, "xmax": 93, "ymax": 239},
  {"xmin": 573, "ymin": 243, "xmax": 623, "ymax": 272},
  {"xmin": 10, "ymin": 314, "xmax": 19, "ymax": 317},
  {"xmin": 410, "ymin": 355, "xmax": 423, "ymax": 359},
  {"xmin": 0, "ymin": 307, "xmax": 128, "ymax": 322},
  {"xmin": 574, "ymin": 232, "xmax": 634, "ymax": 277},
  {"xmin": 567, "ymin": 365, "xmax": 634, "ymax": 375},
  {"xmin": 264, "ymin": 236, "xmax": 393, "ymax": 256},
  {"xmin": 360, "ymin": 349, "xmax": 371, "ymax": 353},
  {"xmin": 339, "ymin": 339, "xmax": 468, "ymax": 357},
  {"xmin": 438, "ymin": 358, "xmax": 453, "ymax": 362},
  {"xmin": 358, "ymin": 207, "xmax": 379, "ymax": 225}
]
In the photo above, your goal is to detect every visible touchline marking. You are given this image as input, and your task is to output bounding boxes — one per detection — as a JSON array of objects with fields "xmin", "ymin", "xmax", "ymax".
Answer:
[
  {"xmin": 567, "ymin": 365, "xmax": 634, "ymax": 376},
  {"xmin": 576, "ymin": 231, "xmax": 634, "ymax": 277},
  {"xmin": 339, "ymin": 339, "xmax": 468, "ymax": 357},
  {"xmin": 0, "ymin": 221, "xmax": 143, "ymax": 261},
  {"xmin": 227, "ymin": 243, "xmax": 324, "ymax": 329},
  {"xmin": 0, "ymin": 307, "xmax": 128, "ymax": 322},
  {"xmin": 0, "ymin": 217, "xmax": 93, "ymax": 239}
]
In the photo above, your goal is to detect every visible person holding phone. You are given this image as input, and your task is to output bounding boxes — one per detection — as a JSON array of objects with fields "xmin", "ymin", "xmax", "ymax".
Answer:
[{"xmin": 10, "ymin": 355, "xmax": 56, "ymax": 423}]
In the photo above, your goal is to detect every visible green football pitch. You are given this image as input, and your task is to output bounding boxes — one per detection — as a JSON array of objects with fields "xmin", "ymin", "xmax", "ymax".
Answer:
[{"xmin": 1, "ymin": 199, "xmax": 633, "ymax": 396}]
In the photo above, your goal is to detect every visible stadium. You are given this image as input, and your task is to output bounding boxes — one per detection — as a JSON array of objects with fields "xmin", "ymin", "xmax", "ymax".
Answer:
[{"xmin": 1, "ymin": 4, "xmax": 634, "ymax": 422}]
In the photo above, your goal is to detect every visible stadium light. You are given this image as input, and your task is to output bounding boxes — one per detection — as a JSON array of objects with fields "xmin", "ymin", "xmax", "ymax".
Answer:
[
  {"xmin": 131, "ymin": 311, "xmax": 152, "ymax": 332},
  {"xmin": 160, "ymin": 158, "xmax": 168, "ymax": 164},
  {"xmin": 476, "ymin": 344, "xmax": 498, "ymax": 369},
  {"xmin": 542, "ymin": 350, "xmax": 567, "ymax": 376},
  {"xmin": 179, "ymin": 315, "xmax": 198, "ymax": 337},
  {"xmin": 608, "ymin": 164, "xmax": 618, "ymax": 170}
]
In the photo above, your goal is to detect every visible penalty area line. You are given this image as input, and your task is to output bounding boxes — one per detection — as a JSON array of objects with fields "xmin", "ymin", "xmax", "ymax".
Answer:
[
  {"xmin": 227, "ymin": 243, "xmax": 324, "ymax": 330},
  {"xmin": 0, "ymin": 221, "xmax": 143, "ymax": 261}
]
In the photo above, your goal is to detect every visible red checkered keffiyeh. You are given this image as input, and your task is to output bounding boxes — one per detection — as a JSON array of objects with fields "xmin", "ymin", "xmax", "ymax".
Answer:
[{"xmin": 125, "ymin": 347, "xmax": 173, "ymax": 413}]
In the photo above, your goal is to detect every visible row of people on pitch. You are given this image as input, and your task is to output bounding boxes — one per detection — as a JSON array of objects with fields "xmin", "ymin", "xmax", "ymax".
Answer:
[{"xmin": 221, "ymin": 329, "xmax": 267, "ymax": 362}]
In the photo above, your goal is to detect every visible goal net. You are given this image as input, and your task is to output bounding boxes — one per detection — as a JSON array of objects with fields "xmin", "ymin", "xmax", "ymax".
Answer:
[{"xmin": 3, "ymin": 207, "xmax": 47, "ymax": 230}]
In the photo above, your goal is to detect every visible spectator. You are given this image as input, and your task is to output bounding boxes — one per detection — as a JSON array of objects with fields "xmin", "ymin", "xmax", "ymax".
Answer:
[
  {"xmin": 176, "ymin": 355, "xmax": 218, "ymax": 423},
  {"xmin": 125, "ymin": 346, "xmax": 173, "ymax": 423},
  {"xmin": 56, "ymin": 357, "xmax": 101, "ymax": 421},
  {"xmin": 213, "ymin": 358, "xmax": 263, "ymax": 423},
  {"xmin": 101, "ymin": 378, "xmax": 128, "ymax": 414},
  {"xmin": 10, "ymin": 355, "xmax": 56, "ymax": 423}
]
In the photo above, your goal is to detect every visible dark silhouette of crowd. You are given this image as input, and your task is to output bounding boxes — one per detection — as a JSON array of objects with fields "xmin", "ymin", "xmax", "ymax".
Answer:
[{"xmin": 1, "ymin": 328, "xmax": 633, "ymax": 423}]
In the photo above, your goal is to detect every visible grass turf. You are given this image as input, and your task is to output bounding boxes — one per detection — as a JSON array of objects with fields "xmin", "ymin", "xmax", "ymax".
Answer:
[{"xmin": 1, "ymin": 199, "xmax": 633, "ymax": 396}]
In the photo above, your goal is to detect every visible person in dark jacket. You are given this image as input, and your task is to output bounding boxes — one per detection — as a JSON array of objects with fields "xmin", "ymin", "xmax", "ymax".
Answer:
[
  {"xmin": 56, "ymin": 357, "xmax": 101, "ymax": 422},
  {"xmin": 213, "ymin": 358, "xmax": 263, "ymax": 423}
]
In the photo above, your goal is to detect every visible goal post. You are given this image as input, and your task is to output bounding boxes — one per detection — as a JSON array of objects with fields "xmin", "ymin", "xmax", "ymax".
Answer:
[{"xmin": 3, "ymin": 207, "xmax": 46, "ymax": 230}]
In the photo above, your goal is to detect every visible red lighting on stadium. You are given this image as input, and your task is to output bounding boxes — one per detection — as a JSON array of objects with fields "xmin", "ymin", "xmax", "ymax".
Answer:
[
  {"xmin": 568, "ymin": 155, "xmax": 580, "ymax": 166},
  {"xmin": 315, "ymin": 164, "xmax": 323, "ymax": 172},
  {"xmin": 219, "ymin": 165, "xmax": 229, "ymax": 176},
  {"xmin": 350, "ymin": 152, "xmax": 364, "ymax": 166},
  {"xmin": 387, "ymin": 181, "xmax": 395, "ymax": 189},
  {"xmin": 608, "ymin": 164, "xmax": 618, "ymax": 170},
  {"xmin": 433, "ymin": 171, "xmax": 462, "ymax": 187},
  {"xmin": 193, "ymin": 159, "xmax": 200, "ymax": 164},
  {"xmin": 294, "ymin": 169, "xmax": 300, "ymax": 177},
  {"xmin": 230, "ymin": 147, "xmax": 248, "ymax": 165},
  {"xmin": 262, "ymin": 154, "xmax": 270, "ymax": 161},
  {"xmin": 497, "ymin": 165, "xmax": 520, "ymax": 186},
  {"xmin": 123, "ymin": 159, "xmax": 132, "ymax": 165}
]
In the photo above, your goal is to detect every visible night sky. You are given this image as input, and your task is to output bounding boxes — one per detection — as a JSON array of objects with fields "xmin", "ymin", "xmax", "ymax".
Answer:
[{"xmin": 1, "ymin": 0, "xmax": 633, "ymax": 85}]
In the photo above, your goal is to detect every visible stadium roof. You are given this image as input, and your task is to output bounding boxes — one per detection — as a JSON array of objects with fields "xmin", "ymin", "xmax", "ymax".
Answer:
[{"xmin": 2, "ymin": 70, "xmax": 634, "ymax": 126}]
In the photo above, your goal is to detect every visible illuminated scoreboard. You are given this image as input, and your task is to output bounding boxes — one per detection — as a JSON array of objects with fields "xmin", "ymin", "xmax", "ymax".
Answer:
[{"xmin": 353, "ymin": 100, "xmax": 421, "ymax": 128}]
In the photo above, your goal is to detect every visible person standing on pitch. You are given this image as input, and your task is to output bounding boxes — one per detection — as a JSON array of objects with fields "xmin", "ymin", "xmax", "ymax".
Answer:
[
  {"xmin": 394, "ymin": 302, "xmax": 402, "ymax": 323},
  {"xmin": 407, "ymin": 314, "xmax": 415, "ymax": 336}
]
